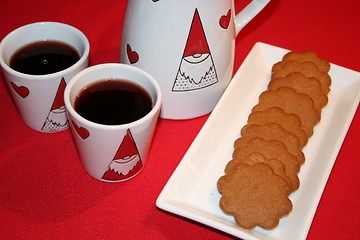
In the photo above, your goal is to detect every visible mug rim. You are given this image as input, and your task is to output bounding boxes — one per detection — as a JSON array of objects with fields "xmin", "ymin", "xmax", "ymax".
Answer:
[
  {"xmin": 0, "ymin": 21, "xmax": 90, "ymax": 81},
  {"xmin": 64, "ymin": 63, "xmax": 162, "ymax": 130}
]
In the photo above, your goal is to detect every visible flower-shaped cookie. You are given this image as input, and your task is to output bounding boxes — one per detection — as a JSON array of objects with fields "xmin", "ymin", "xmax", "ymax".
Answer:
[{"xmin": 217, "ymin": 163, "xmax": 292, "ymax": 229}]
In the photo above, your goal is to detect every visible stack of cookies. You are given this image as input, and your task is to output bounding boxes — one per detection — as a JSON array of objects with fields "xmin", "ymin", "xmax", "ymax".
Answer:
[{"xmin": 217, "ymin": 50, "xmax": 331, "ymax": 229}]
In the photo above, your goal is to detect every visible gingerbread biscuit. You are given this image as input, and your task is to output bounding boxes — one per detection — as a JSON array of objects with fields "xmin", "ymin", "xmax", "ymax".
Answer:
[
  {"xmin": 271, "ymin": 61, "xmax": 331, "ymax": 95},
  {"xmin": 241, "ymin": 123, "xmax": 305, "ymax": 164},
  {"xmin": 272, "ymin": 50, "xmax": 330, "ymax": 73},
  {"xmin": 234, "ymin": 136, "xmax": 255, "ymax": 149},
  {"xmin": 252, "ymin": 87, "xmax": 320, "ymax": 137},
  {"xmin": 247, "ymin": 107, "xmax": 308, "ymax": 148},
  {"xmin": 269, "ymin": 72, "xmax": 328, "ymax": 112},
  {"xmin": 218, "ymin": 163, "xmax": 293, "ymax": 229},
  {"xmin": 225, "ymin": 152, "xmax": 291, "ymax": 186},
  {"xmin": 232, "ymin": 137, "xmax": 300, "ymax": 191}
]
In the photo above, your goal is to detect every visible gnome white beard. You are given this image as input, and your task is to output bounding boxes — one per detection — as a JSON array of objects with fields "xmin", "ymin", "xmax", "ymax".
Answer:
[
  {"xmin": 173, "ymin": 53, "xmax": 218, "ymax": 91},
  {"xmin": 109, "ymin": 154, "xmax": 140, "ymax": 176},
  {"xmin": 42, "ymin": 106, "xmax": 69, "ymax": 132},
  {"xmin": 182, "ymin": 54, "xmax": 213, "ymax": 84}
]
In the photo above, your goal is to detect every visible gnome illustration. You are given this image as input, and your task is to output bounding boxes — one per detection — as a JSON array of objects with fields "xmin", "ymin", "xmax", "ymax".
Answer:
[
  {"xmin": 41, "ymin": 78, "xmax": 69, "ymax": 132},
  {"xmin": 172, "ymin": 8, "xmax": 218, "ymax": 92},
  {"xmin": 102, "ymin": 129, "xmax": 143, "ymax": 181}
]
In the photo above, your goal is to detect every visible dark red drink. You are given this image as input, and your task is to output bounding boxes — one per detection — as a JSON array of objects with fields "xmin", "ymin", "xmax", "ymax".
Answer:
[
  {"xmin": 10, "ymin": 40, "xmax": 80, "ymax": 75},
  {"xmin": 74, "ymin": 80, "xmax": 153, "ymax": 125}
]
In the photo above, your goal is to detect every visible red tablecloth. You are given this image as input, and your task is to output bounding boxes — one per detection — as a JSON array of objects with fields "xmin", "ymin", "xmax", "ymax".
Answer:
[{"xmin": 1, "ymin": 0, "xmax": 359, "ymax": 239}]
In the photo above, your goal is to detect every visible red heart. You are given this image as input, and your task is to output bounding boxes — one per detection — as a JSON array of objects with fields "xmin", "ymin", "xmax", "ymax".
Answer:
[
  {"xmin": 152, "ymin": 0, "xmax": 159, "ymax": 2},
  {"xmin": 72, "ymin": 121, "xmax": 90, "ymax": 140},
  {"xmin": 127, "ymin": 44, "xmax": 139, "ymax": 64},
  {"xmin": 10, "ymin": 82, "xmax": 29, "ymax": 98},
  {"xmin": 219, "ymin": 9, "xmax": 231, "ymax": 29}
]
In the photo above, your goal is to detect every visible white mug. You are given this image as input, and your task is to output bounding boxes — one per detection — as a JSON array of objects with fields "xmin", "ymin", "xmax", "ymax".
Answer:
[
  {"xmin": 0, "ymin": 22, "xmax": 90, "ymax": 132},
  {"xmin": 120, "ymin": 0, "xmax": 270, "ymax": 119},
  {"xmin": 64, "ymin": 64, "xmax": 162, "ymax": 182}
]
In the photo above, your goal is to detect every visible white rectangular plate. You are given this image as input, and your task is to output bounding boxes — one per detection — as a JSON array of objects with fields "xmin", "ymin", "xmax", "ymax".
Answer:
[{"xmin": 156, "ymin": 42, "xmax": 360, "ymax": 240}]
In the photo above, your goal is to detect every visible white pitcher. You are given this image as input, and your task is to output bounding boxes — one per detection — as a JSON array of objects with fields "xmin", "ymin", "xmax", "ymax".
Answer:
[{"xmin": 121, "ymin": 0, "xmax": 271, "ymax": 119}]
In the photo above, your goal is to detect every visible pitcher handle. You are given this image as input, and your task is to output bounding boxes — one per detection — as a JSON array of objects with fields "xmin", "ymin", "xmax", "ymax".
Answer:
[{"xmin": 235, "ymin": 0, "xmax": 271, "ymax": 35}]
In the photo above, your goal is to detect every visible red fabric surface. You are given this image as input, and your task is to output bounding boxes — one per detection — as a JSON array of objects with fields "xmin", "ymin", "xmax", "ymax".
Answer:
[{"xmin": 1, "ymin": 0, "xmax": 359, "ymax": 239}]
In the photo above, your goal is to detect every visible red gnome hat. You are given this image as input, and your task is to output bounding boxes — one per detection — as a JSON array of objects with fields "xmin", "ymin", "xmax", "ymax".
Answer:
[
  {"xmin": 113, "ymin": 129, "xmax": 139, "ymax": 160},
  {"xmin": 183, "ymin": 8, "xmax": 210, "ymax": 57},
  {"xmin": 51, "ymin": 78, "xmax": 66, "ymax": 110}
]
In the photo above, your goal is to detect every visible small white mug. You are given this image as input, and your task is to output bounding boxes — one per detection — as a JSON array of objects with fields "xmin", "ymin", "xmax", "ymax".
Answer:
[
  {"xmin": 64, "ymin": 63, "xmax": 162, "ymax": 182},
  {"xmin": 121, "ymin": 0, "xmax": 270, "ymax": 119},
  {"xmin": 0, "ymin": 22, "xmax": 90, "ymax": 132}
]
